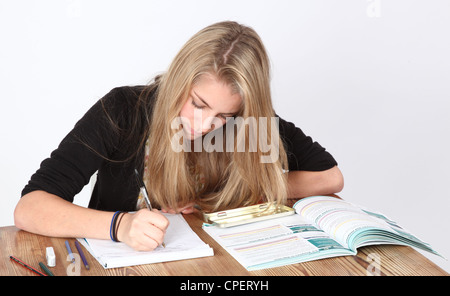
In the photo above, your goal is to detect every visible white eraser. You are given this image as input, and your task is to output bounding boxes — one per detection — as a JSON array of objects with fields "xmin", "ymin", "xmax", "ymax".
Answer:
[{"xmin": 46, "ymin": 247, "xmax": 56, "ymax": 267}]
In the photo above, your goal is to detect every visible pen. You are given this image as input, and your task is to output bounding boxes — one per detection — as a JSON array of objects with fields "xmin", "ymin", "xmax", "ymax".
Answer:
[
  {"xmin": 134, "ymin": 169, "xmax": 153, "ymax": 210},
  {"xmin": 9, "ymin": 255, "xmax": 47, "ymax": 276},
  {"xmin": 75, "ymin": 240, "xmax": 90, "ymax": 270},
  {"xmin": 39, "ymin": 262, "xmax": 55, "ymax": 276},
  {"xmin": 134, "ymin": 169, "xmax": 165, "ymax": 248},
  {"xmin": 65, "ymin": 240, "xmax": 75, "ymax": 262}
]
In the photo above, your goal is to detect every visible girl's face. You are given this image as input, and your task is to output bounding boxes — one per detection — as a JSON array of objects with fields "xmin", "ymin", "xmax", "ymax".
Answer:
[{"xmin": 179, "ymin": 73, "xmax": 242, "ymax": 140}]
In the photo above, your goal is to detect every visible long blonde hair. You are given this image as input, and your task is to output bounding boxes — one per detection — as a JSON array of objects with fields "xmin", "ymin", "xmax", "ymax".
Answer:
[{"xmin": 144, "ymin": 21, "xmax": 288, "ymax": 212}]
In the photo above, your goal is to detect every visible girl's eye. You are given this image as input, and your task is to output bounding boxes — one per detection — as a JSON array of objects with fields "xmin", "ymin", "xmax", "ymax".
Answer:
[{"xmin": 191, "ymin": 100, "xmax": 205, "ymax": 109}]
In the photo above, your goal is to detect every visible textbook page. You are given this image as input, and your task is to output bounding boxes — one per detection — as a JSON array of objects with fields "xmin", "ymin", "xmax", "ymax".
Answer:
[
  {"xmin": 78, "ymin": 213, "xmax": 213, "ymax": 269},
  {"xmin": 293, "ymin": 196, "xmax": 440, "ymax": 255},
  {"xmin": 203, "ymin": 214, "xmax": 353, "ymax": 271},
  {"xmin": 294, "ymin": 196, "xmax": 393, "ymax": 249}
]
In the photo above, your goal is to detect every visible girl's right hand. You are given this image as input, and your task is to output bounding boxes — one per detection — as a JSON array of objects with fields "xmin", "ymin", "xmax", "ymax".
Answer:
[{"xmin": 116, "ymin": 209, "xmax": 169, "ymax": 251}]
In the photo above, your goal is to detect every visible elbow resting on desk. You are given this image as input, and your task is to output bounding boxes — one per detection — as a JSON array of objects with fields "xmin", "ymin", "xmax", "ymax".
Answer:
[
  {"xmin": 287, "ymin": 165, "xmax": 344, "ymax": 199},
  {"xmin": 14, "ymin": 190, "xmax": 113, "ymax": 240},
  {"xmin": 14, "ymin": 191, "xmax": 40, "ymax": 232},
  {"xmin": 14, "ymin": 190, "xmax": 68, "ymax": 236}
]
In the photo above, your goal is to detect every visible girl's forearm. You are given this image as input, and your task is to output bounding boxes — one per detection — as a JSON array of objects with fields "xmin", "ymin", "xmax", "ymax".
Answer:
[
  {"xmin": 14, "ymin": 190, "xmax": 114, "ymax": 240},
  {"xmin": 287, "ymin": 166, "xmax": 344, "ymax": 199}
]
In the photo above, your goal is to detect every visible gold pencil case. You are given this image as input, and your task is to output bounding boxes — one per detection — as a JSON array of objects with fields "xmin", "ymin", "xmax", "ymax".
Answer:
[{"xmin": 202, "ymin": 203, "xmax": 295, "ymax": 228}]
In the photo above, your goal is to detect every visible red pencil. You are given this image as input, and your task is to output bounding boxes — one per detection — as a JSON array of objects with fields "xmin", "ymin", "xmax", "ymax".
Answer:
[{"xmin": 9, "ymin": 255, "xmax": 47, "ymax": 276}]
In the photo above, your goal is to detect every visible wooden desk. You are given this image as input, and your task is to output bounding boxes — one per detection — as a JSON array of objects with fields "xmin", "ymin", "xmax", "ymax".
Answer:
[{"xmin": 0, "ymin": 211, "xmax": 447, "ymax": 276}]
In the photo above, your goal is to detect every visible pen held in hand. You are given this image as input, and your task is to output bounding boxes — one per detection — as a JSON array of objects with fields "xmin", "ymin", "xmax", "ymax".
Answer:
[{"xmin": 134, "ymin": 169, "xmax": 166, "ymax": 248}]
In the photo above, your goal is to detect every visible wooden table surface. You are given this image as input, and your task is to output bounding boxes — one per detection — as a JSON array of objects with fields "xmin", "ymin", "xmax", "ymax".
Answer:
[{"xmin": 0, "ymin": 211, "xmax": 447, "ymax": 276}]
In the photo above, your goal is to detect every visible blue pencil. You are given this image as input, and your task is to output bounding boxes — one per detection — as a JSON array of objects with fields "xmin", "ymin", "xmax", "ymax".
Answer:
[
  {"xmin": 65, "ymin": 240, "xmax": 75, "ymax": 262},
  {"xmin": 75, "ymin": 240, "xmax": 90, "ymax": 270}
]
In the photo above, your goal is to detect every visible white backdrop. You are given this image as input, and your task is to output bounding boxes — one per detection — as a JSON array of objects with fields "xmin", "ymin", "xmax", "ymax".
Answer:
[{"xmin": 1, "ymin": 0, "xmax": 449, "ymax": 273}]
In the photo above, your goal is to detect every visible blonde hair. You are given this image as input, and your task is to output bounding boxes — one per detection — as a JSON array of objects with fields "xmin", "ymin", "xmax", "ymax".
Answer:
[{"xmin": 145, "ymin": 21, "xmax": 288, "ymax": 212}]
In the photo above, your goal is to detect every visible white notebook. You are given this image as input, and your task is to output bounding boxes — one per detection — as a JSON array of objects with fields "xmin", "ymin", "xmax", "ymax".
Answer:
[{"xmin": 78, "ymin": 213, "xmax": 214, "ymax": 269}]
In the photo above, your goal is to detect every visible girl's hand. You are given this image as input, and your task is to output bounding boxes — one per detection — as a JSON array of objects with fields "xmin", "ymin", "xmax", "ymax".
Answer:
[
  {"xmin": 117, "ymin": 209, "xmax": 169, "ymax": 251},
  {"xmin": 161, "ymin": 202, "xmax": 196, "ymax": 214}
]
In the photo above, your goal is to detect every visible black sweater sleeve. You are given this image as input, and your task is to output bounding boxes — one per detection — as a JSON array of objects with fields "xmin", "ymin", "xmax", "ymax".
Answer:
[
  {"xmin": 278, "ymin": 116, "xmax": 337, "ymax": 171},
  {"xmin": 21, "ymin": 87, "xmax": 130, "ymax": 202}
]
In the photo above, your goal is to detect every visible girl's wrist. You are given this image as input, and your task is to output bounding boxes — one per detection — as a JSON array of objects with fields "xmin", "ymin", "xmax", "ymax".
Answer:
[{"xmin": 110, "ymin": 211, "xmax": 127, "ymax": 242}]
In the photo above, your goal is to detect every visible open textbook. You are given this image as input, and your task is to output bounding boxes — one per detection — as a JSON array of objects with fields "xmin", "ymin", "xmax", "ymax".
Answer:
[
  {"xmin": 203, "ymin": 196, "xmax": 441, "ymax": 271},
  {"xmin": 78, "ymin": 213, "xmax": 213, "ymax": 269}
]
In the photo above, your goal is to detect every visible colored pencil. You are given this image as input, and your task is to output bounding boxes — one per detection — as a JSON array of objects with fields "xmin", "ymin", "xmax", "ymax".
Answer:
[
  {"xmin": 65, "ymin": 240, "xmax": 75, "ymax": 262},
  {"xmin": 39, "ymin": 262, "xmax": 55, "ymax": 276},
  {"xmin": 75, "ymin": 240, "xmax": 90, "ymax": 270},
  {"xmin": 9, "ymin": 255, "xmax": 47, "ymax": 276}
]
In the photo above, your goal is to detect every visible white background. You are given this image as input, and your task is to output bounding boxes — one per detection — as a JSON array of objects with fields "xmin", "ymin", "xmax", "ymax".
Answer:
[{"xmin": 1, "ymin": 0, "xmax": 449, "ymax": 273}]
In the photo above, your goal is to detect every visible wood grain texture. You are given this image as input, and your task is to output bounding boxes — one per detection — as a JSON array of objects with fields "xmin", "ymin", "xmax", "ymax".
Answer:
[{"xmin": 1, "ymin": 212, "xmax": 447, "ymax": 276}]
